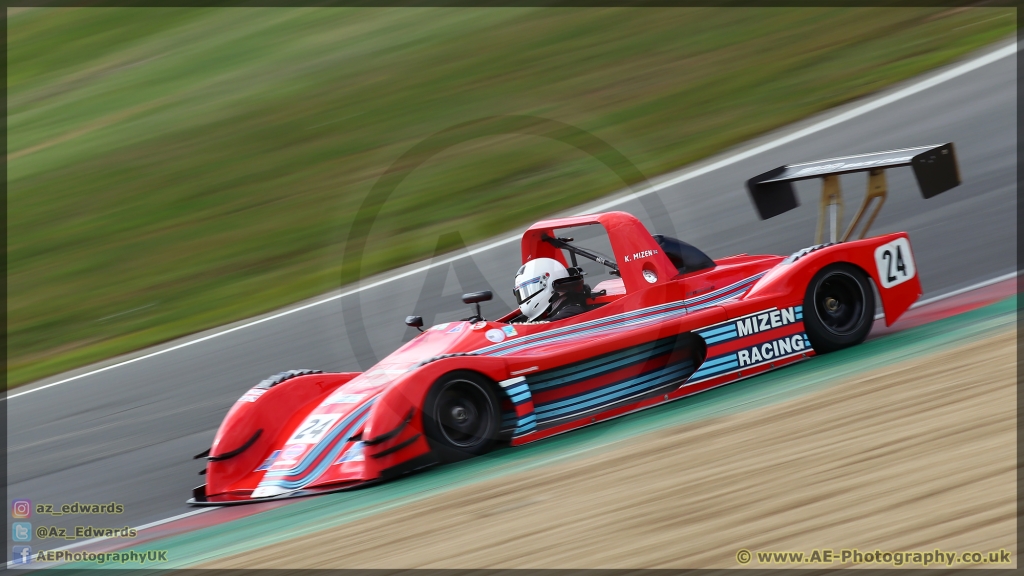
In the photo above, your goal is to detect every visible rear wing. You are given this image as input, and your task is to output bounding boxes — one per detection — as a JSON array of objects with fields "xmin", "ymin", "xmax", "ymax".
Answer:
[{"xmin": 747, "ymin": 143, "xmax": 960, "ymax": 243}]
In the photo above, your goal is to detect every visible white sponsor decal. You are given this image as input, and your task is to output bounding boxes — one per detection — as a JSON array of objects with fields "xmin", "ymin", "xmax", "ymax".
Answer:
[
  {"xmin": 879, "ymin": 156, "xmax": 913, "ymax": 164},
  {"xmin": 254, "ymin": 450, "xmax": 280, "ymax": 471},
  {"xmin": 793, "ymin": 162, "xmax": 843, "ymax": 176},
  {"xmin": 623, "ymin": 249, "xmax": 659, "ymax": 263},
  {"xmin": 268, "ymin": 443, "xmax": 308, "ymax": 471},
  {"xmin": 252, "ymin": 485, "xmax": 292, "ymax": 498},
  {"xmin": 874, "ymin": 237, "xmax": 916, "ymax": 289},
  {"xmin": 327, "ymin": 393, "xmax": 367, "ymax": 404},
  {"xmin": 736, "ymin": 334, "xmax": 808, "ymax": 366},
  {"xmin": 336, "ymin": 442, "xmax": 365, "ymax": 464},
  {"xmin": 350, "ymin": 369, "xmax": 403, "ymax": 389},
  {"xmin": 792, "ymin": 156, "xmax": 912, "ymax": 177},
  {"xmin": 510, "ymin": 366, "xmax": 538, "ymax": 376},
  {"xmin": 238, "ymin": 388, "xmax": 267, "ymax": 403},
  {"xmin": 783, "ymin": 243, "xmax": 830, "ymax": 264},
  {"xmin": 287, "ymin": 414, "xmax": 341, "ymax": 444},
  {"xmin": 282, "ymin": 443, "xmax": 306, "ymax": 459},
  {"xmin": 735, "ymin": 307, "xmax": 799, "ymax": 337},
  {"xmin": 430, "ymin": 323, "xmax": 451, "ymax": 331},
  {"xmin": 485, "ymin": 328, "xmax": 506, "ymax": 343}
]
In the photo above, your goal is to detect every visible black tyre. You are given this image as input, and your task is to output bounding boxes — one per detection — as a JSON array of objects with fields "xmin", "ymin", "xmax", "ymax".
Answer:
[
  {"xmin": 422, "ymin": 371, "xmax": 501, "ymax": 462},
  {"xmin": 803, "ymin": 263, "xmax": 875, "ymax": 353}
]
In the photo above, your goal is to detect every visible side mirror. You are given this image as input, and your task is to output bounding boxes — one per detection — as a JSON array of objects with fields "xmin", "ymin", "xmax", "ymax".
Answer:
[
  {"xmin": 405, "ymin": 315, "xmax": 424, "ymax": 332},
  {"xmin": 462, "ymin": 291, "xmax": 493, "ymax": 304},
  {"xmin": 461, "ymin": 291, "xmax": 492, "ymax": 323}
]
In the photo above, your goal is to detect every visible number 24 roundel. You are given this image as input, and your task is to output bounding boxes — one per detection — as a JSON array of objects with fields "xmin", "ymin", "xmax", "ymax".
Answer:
[
  {"xmin": 287, "ymin": 414, "xmax": 341, "ymax": 444},
  {"xmin": 873, "ymin": 238, "xmax": 916, "ymax": 289}
]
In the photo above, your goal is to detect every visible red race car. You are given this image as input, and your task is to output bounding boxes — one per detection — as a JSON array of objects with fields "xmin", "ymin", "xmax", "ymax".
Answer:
[{"xmin": 190, "ymin": 143, "xmax": 960, "ymax": 504}]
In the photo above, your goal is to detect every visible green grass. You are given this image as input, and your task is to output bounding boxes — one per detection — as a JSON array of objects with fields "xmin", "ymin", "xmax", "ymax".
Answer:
[{"xmin": 7, "ymin": 7, "xmax": 1015, "ymax": 387}]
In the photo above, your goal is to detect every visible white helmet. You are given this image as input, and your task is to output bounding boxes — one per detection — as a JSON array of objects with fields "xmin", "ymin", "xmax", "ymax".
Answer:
[{"xmin": 514, "ymin": 258, "xmax": 569, "ymax": 321}]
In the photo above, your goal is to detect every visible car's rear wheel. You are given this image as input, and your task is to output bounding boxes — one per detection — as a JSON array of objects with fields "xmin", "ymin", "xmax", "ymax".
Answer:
[
  {"xmin": 422, "ymin": 371, "xmax": 501, "ymax": 462},
  {"xmin": 803, "ymin": 263, "xmax": 875, "ymax": 353}
]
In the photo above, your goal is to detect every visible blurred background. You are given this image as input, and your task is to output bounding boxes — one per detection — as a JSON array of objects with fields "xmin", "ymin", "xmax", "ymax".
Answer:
[{"xmin": 6, "ymin": 7, "xmax": 1014, "ymax": 387}]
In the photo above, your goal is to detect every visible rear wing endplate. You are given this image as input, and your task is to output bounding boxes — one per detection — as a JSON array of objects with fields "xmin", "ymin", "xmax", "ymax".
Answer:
[{"xmin": 747, "ymin": 143, "xmax": 960, "ymax": 243}]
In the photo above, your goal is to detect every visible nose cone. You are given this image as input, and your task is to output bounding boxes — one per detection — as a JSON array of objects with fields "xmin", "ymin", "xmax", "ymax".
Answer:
[{"xmin": 247, "ymin": 393, "xmax": 379, "ymax": 499}]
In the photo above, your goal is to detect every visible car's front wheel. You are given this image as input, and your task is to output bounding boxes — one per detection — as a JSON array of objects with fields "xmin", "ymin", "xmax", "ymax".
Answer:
[
  {"xmin": 803, "ymin": 263, "xmax": 875, "ymax": 353},
  {"xmin": 422, "ymin": 371, "xmax": 501, "ymax": 462}
]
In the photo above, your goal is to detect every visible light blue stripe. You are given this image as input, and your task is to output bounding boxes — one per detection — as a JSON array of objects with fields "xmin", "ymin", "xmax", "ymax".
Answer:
[
  {"xmin": 527, "ymin": 338, "xmax": 674, "ymax": 384},
  {"xmin": 687, "ymin": 288, "xmax": 752, "ymax": 311},
  {"xmin": 274, "ymin": 410, "xmax": 373, "ymax": 488},
  {"xmin": 505, "ymin": 384, "xmax": 529, "ymax": 396},
  {"xmin": 517, "ymin": 413, "xmax": 537, "ymax": 426},
  {"xmin": 262, "ymin": 406, "xmax": 375, "ymax": 489},
  {"xmin": 473, "ymin": 273, "xmax": 765, "ymax": 356},
  {"xmin": 514, "ymin": 423, "xmax": 537, "ymax": 435},
  {"xmin": 480, "ymin": 302, "xmax": 685, "ymax": 355},
  {"xmin": 692, "ymin": 359, "xmax": 738, "ymax": 376},
  {"xmin": 535, "ymin": 362, "xmax": 693, "ymax": 417},
  {"xmin": 682, "ymin": 273, "xmax": 762, "ymax": 304},
  {"xmin": 692, "ymin": 335, "xmax": 810, "ymax": 379},
  {"xmin": 704, "ymin": 331, "xmax": 738, "ymax": 344},
  {"xmin": 699, "ymin": 355, "xmax": 738, "ymax": 369},
  {"xmin": 490, "ymin": 284, "xmax": 754, "ymax": 357},
  {"xmin": 528, "ymin": 340, "xmax": 679, "ymax": 390},
  {"xmin": 510, "ymin": 391, "xmax": 532, "ymax": 404},
  {"xmin": 493, "ymin": 317, "xmax": 684, "ymax": 358},
  {"xmin": 698, "ymin": 324, "xmax": 736, "ymax": 337},
  {"xmin": 693, "ymin": 355, "xmax": 739, "ymax": 372},
  {"xmin": 334, "ymin": 441, "xmax": 364, "ymax": 464},
  {"xmin": 275, "ymin": 408, "xmax": 372, "ymax": 484},
  {"xmin": 536, "ymin": 365, "xmax": 693, "ymax": 420},
  {"xmin": 490, "ymin": 306, "xmax": 697, "ymax": 357},
  {"xmin": 690, "ymin": 359, "xmax": 739, "ymax": 379},
  {"xmin": 266, "ymin": 399, "xmax": 377, "ymax": 478}
]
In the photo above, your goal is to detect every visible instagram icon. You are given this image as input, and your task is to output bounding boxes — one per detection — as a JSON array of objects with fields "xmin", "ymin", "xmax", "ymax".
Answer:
[{"xmin": 11, "ymin": 500, "xmax": 31, "ymax": 519}]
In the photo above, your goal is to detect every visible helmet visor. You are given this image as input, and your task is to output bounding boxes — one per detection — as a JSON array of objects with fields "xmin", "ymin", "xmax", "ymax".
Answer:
[{"xmin": 514, "ymin": 275, "xmax": 545, "ymax": 305}]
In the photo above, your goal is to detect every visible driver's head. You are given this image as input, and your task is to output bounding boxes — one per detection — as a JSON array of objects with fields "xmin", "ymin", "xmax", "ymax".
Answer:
[{"xmin": 514, "ymin": 258, "xmax": 569, "ymax": 321}]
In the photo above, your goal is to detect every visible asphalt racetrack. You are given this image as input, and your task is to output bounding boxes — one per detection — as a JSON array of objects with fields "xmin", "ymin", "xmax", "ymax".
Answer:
[{"xmin": 6, "ymin": 40, "xmax": 1017, "ymax": 545}]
